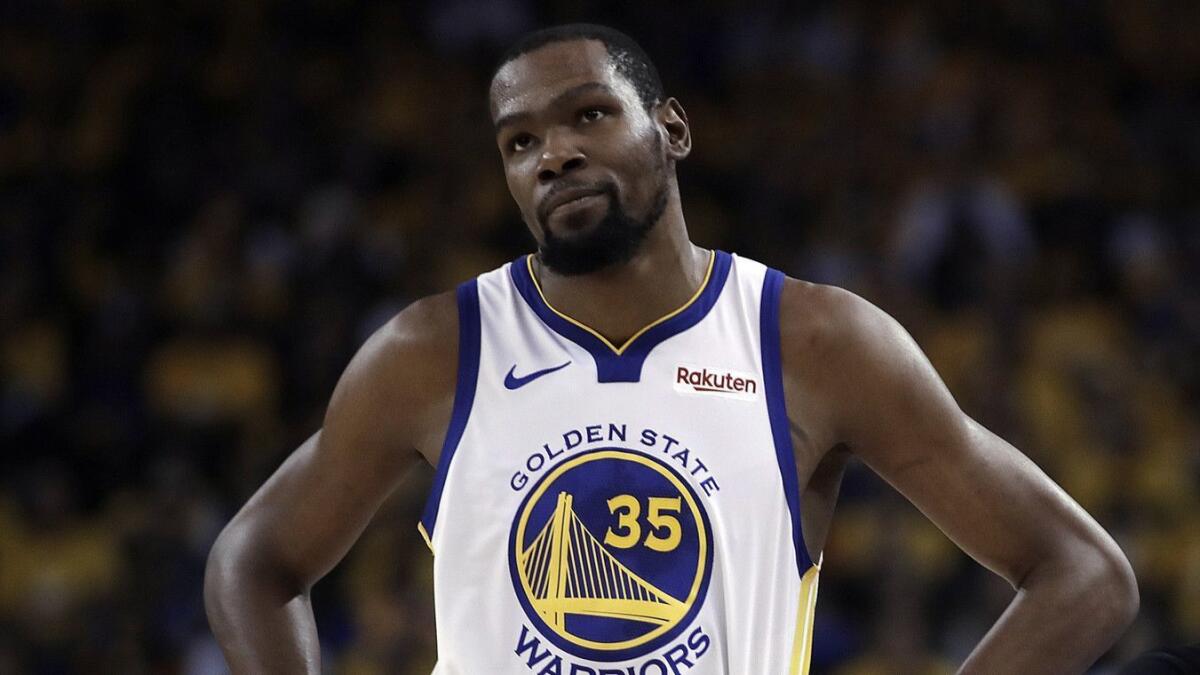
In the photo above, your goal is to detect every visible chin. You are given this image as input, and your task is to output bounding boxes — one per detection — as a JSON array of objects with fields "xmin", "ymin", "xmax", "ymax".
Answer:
[{"xmin": 545, "ymin": 210, "xmax": 606, "ymax": 239}]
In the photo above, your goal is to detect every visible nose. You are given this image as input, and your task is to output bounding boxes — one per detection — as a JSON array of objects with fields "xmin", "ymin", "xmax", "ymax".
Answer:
[{"xmin": 536, "ymin": 131, "xmax": 586, "ymax": 182}]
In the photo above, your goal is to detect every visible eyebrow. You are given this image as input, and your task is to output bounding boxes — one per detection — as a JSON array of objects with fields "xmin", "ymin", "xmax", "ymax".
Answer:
[{"xmin": 494, "ymin": 81, "xmax": 617, "ymax": 133}]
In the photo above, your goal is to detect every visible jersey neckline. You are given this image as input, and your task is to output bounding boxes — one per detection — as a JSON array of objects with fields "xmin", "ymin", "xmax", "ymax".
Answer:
[{"xmin": 509, "ymin": 249, "xmax": 733, "ymax": 383}]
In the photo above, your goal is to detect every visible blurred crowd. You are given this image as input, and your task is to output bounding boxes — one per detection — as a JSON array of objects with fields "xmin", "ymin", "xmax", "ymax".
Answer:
[{"xmin": 2, "ymin": 1, "xmax": 1198, "ymax": 673}]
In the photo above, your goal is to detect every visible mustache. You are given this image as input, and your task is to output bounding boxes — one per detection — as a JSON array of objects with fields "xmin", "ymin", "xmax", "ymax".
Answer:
[{"xmin": 536, "ymin": 181, "xmax": 615, "ymax": 227}]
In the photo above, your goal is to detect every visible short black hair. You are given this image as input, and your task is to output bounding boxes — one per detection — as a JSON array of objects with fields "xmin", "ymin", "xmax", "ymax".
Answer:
[{"xmin": 491, "ymin": 23, "xmax": 665, "ymax": 112}]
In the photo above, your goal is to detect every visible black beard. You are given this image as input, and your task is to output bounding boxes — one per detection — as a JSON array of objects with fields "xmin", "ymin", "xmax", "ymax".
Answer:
[{"xmin": 538, "ymin": 179, "xmax": 668, "ymax": 276}]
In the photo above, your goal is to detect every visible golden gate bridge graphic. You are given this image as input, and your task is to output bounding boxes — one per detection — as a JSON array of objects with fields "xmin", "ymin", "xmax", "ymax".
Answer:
[{"xmin": 519, "ymin": 492, "xmax": 686, "ymax": 631}]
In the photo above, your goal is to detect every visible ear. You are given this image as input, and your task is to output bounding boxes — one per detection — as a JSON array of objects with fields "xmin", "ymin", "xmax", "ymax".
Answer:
[{"xmin": 657, "ymin": 97, "xmax": 691, "ymax": 161}]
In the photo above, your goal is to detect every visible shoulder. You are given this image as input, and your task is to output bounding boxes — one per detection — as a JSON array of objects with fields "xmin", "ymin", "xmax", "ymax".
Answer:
[
  {"xmin": 352, "ymin": 289, "xmax": 460, "ymax": 382},
  {"xmin": 323, "ymin": 289, "xmax": 461, "ymax": 463},
  {"xmin": 775, "ymin": 274, "xmax": 973, "ymax": 457},
  {"xmin": 776, "ymin": 276, "xmax": 905, "ymax": 367},
  {"xmin": 379, "ymin": 289, "xmax": 461, "ymax": 357},
  {"xmin": 774, "ymin": 276, "xmax": 941, "ymax": 443}
]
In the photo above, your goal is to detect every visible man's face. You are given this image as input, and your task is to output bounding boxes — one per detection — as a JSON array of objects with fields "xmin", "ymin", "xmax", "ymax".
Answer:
[{"xmin": 490, "ymin": 39, "xmax": 669, "ymax": 274}]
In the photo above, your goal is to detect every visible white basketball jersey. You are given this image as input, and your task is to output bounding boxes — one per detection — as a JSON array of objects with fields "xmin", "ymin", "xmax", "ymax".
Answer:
[{"xmin": 418, "ymin": 250, "xmax": 820, "ymax": 675}]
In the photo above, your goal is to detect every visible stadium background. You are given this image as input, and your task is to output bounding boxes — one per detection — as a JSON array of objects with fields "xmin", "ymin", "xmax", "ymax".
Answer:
[{"xmin": 1, "ymin": 1, "xmax": 1198, "ymax": 673}]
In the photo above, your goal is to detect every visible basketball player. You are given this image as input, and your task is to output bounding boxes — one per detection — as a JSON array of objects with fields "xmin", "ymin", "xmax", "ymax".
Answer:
[{"xmin": 204, "ymin": 24, "xmax": 1138, "ymax": 674}]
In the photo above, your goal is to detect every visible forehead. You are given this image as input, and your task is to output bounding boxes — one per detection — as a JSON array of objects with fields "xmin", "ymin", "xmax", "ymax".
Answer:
[{"xmin": 489, "ymin": 39, "xmax": 639, "ymax": 122}]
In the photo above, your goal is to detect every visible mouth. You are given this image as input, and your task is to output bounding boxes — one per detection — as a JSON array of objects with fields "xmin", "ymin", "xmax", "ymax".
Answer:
[
  {"xmin": 550, "ymin": 192, "xmax": 605, "ymax": 214},
  {"xmin": 541, "ymin": 186, "xmax": 607, "ymax": 216},
  {"xmin": 539, "ymin": 187, "xmax": 609, "ymax": 228}
]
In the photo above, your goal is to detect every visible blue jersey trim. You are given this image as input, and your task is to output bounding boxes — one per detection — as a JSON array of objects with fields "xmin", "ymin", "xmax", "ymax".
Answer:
[
  {"xmin": 419, "ymin": 279, "xmax": 482, "ymax": 543},
  {"xmin": 760, "ymin": 268, "xmax": 815, "ymax": 574},
  {"xmin": 509, "ymin": 250, "xmax": 733, "ymax": 383}
]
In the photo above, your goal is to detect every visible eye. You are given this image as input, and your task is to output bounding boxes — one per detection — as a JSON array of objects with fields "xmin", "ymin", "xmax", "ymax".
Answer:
[
  {"xmin": 509, "ymin": 133, "xmax": 534, "ymax": 152},
  {"xmin": 580, "ymin": 108, "xmax": 606, "ymax": 123}
]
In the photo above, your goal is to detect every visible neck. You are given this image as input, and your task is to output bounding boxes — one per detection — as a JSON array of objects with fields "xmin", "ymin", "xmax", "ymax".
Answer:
[{"xmin": 532, "ymin": 190, "xmax": 708, "ymax": 347}]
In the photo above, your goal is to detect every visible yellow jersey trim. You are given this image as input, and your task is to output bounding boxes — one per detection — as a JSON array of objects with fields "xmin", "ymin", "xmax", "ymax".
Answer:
[
  {"xmin": 789, "ymin": 559, "xmax": 822, "ymax": 675},
  {"xmin": 525, "ymin": 250, "xmax": 716, "ymax": 355},
  {"xmin": 417, "ymin": 521, "xmax": 435, "ymax": 555}
]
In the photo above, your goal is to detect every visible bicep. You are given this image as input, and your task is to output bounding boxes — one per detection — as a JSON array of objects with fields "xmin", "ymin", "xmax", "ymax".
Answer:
[
  {"xmin": 230, "ymin": 427, "xmax": 420, "ymax": 588},
  {"xmin": 222, "ymin": 297, "xmax": 455, "ymax": 588},
  {"xmin": 859, "ymin": 411, "xmax": 1097, "ymax": 586},
  {"xmin": 829, "ymin": 295, "xmax": 1107, "ymax": 586}
]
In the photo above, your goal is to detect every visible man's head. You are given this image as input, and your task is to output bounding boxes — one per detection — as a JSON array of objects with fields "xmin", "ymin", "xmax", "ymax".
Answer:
[{"xmin": 489, "ymin": 24, "xmax": 691, "ymax": 275}]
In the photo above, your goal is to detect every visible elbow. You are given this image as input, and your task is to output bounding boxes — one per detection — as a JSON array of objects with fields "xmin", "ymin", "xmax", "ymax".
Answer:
[
  {"xmin": 1078, "ymin": 537, "xmax": 1140, "ymax": 638},
  {"xmin": 1101, "ymin": 544, "xmax": 1140, "ymax": 632},
  {"xmin": 1026, "ymin": 533, "xmax": 1140, "ymax": 641},
  {"xmin": 203, "ymin": 524, "xmax": 242, "ymax": 629},
  {"xmin": 204, "ymin": 518, "xmax": 307, "ymax": 623},
  {"xmin": 203, "ymin": 520, "xmax": 275, "ymax": 629}
]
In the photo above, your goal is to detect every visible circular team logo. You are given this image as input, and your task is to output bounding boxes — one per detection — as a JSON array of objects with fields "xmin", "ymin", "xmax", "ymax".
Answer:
[{"xmin": 508, "ymin": 448, "xmax": 713, "ymax": 662}]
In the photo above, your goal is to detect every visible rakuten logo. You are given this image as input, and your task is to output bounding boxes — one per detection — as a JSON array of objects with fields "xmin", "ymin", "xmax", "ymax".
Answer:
[{"xmin": 673, "ymin": 365, "xmax": 759, "ymax": 401}]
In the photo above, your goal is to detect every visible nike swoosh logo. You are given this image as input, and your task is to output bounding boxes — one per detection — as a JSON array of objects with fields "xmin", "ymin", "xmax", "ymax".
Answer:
[{"xmin": 504, "ymin": 361, "xmax": 571, "ymax": 390}]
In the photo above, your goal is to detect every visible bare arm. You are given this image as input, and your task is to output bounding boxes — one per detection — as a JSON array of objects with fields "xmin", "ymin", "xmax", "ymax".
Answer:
[
  {"xmin": 781, "ymin": 281, "xmax": 1138, "ymax": 674},
  {"xmin": 203, "ymin": 292, "xmax": 458, "ymax": 674}
]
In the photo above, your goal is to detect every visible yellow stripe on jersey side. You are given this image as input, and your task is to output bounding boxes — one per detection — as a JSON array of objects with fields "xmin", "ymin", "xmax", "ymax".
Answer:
[
  {"xmin": 789, "ymin": 560, "xmax": 822, "ymax": 675},
  {"xmin": 526, "ymin": 250, "xmax": 715, "ymax": 355},
  {"xmin": 417, "ymin": 521, "xmax": 434, "ymax": 555}
]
